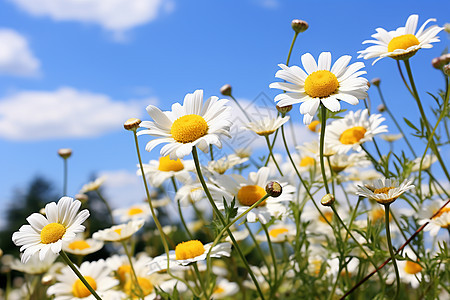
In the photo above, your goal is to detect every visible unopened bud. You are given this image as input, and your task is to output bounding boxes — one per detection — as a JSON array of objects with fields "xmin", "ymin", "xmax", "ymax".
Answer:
[
  {"xmin": 291, "ymin": 19, "xmax": 309, "ymax": 33},
  {"xmin": 444, "ymin": 64, "xmax": 450, "ymax": 76},
  {"xmin": 124, "ymin": 118, "xmax": 141, "ymax": 131},
  {"xmin": 432, "ymin": 57, "xmax": 443, "ymax": 69},
  {"xmin": 41, "ymin": 274, "xmax": 55, "ymax": 286},
  {"xmin": 265, "ymin": 181, "xmax": 282, "ymax": 197},
  {"xmin": 75, "ymin": 193, "xmax": 89, "ymax": 203},
  {"xmin": 220, "ymin": 84, "xmax": 232, "ymax": 96},
  {"xmin": 371, "ymin": 78, "xmax": 381, "ymax": 87},
  {"xmin": 58, "ymin": 148, "xmax": 72, "ymax": 159},
  {"xmin": 321, "ymin": 194, "xmax": 335, "ymax": 206},
  {"xmin": 276, "ymin": 105, "xmax": 292, "ymax": 115},
  {"xmin": 377, "ymin": 104, "xmax": 386, "ymax": 113}
]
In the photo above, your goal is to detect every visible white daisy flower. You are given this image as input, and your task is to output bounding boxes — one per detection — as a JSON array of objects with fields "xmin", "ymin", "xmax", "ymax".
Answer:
[
  {"xmin": 47, "ymin": 259, "xmax": 119, "ymax": 300},
  {"xmin": 387, "ymin": 248, "xmax": 424, "ymax": 288},
  {"xmin": 243, "ymin": 116, "xmax": 290, "ymax": 136},
  {"xmin": 215, "ymin": 167, "xmax": 295, "ymax": 224},
  {"xmin": 325, "ymin": 109, "xmax": 388, "ymax": 153},
  {"xmin": 379, "ymin": 133, "xmax": 403, "ymax": 142},
  {"xmin": 147, "ymin": 240, "xmax": 231, "ymax": 273},
  {"xmin": 12, "ymin": 197, "xmax": 90, "ymax": 263},
  {"xmin": 80, "ymin": 176, "xmax": 106, "ymax": 193},
  {"xmin": 255, "ymin": 222, "xmax": 297, "ymax": 243},
  {"xmin": 138, "ymin": 89, "xmax": 232, "ymax": 159},
  {"xmin": 138, "ymin": 155, "xmax": 195, "ymax": 187},
  {"xmin": 62, "ymin": 236, "xmax": 104, "ymax": 256},
  {"xmin": 205, "ymin": 154, "xmax": 248, "ymax": 175},
  {"xmin": 411, "ymin": 154, "xmax": 437, "ymax": 172},
  {"xmin": 10, "ymin": 251, "xmax": 58, "ymax": 275},
  {"xmin": 269, "ymin": 52, "xmax": 369, "ymax": 124},
  {"xmin": 358, "ymin": 14, "xmax": 443, "ymax": 64},
  {"xmin": 327, "ymin": 152, "xmax": 371, "ymax": 173},
  {"xmin": 328, "ymin": 256, "xmax": 359, "ymax": 279},
  {"xmin": 92, "ymin": 219, "xmax": 145, "ymax": 242},
  {"xmin": 356, "ymin": 178, "xmax": 415, "ymax": 205},
  {"xmin": 417, "ymin": 200, "xmax": 450, "ymax": 236},
  {"xmin": 212, "ymin": 278, "xmax": 240, "ymax": 299},
  {"xmin": 113, "ymin": 203, "xmax": 152, "ymax": 223}
]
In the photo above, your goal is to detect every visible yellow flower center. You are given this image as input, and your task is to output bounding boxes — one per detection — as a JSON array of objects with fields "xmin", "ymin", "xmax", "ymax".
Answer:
[
  {"xmin": 432, "ymin": 207, "xmax": 450, "ymax": 219},
  {"xmin": 339, "ymin": 126, "xmax": 367, "ymax": 145},
  {"xmin": 68, "ymin": 240, "xmax": 91, "ymax": 250},
  {"xmin": 114, "ymin": 228, "xmax": 122, "ymax": 235},
  {"xmin": 374, "ymin": 187, "xmax": 395, "ymax": 195},
  {"xmin": 214, "ymin": 286, "xmax": 225, "ymax": 294},
  {"xmin": 237, "ymin": 185, "xmax": 267, "ymax": 207},
  {"xmin": 300, "ymin": 156, "xmax": 315, "ymax": 167},
  {"xmin": 308, "ymin": 120, "xmax": 320, "ymax": 132},
  {"xmin": 72, "ymin": 276, "xmax": 97, "ymax": 298},
  {"xmin": 387, "ymin": 34, "xmax": 420, "ymax": 53},
  {"xmin": 124, "ymin": 277, "xmax": 154, "ymax": 298},
  {"xmin": 404, "ymin": 261, "xmax": 422, "ymax": 275},
  {"xmin": 269, "ymin": 228, "xmax": 289, "ymax": 238},
  {"xmin": 171, "ymin": 114, "xmax": 208, "ymax": 143},
  {"xmin": 40, "ymin": 223, "xmax": 66, "ymax": 244},
  {"xmin": 117, "ymin": 264, "xmax": 132, "ymax": 282},
  {"xmin": 175, "ymin": 240, "xmax": 205, "ymax": 260},
  {"xmin": 319, "ymin": 211, "xmax": 333, "ymax": 224},
  {"xmin": 157, "ymin": 155, "xmax": 185, "ymax": 172},
  {"xmin": 304, "ymin": 70, "xmax": 339, "ymax": 98},
  {"xmin": 371, "ymin": 207, "xmax": 392, "ymax": 222},
  {"xmin": 128, "ymin": 207, "xmax": 144, "ymax": 216}
]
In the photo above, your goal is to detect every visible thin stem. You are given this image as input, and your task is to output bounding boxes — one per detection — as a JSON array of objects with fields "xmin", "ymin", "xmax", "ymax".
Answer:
[
  {"xmin": 59, "ymin": 250, "xmax": 102, "ymax": 300},
  {"xmin": 193, "ymin": 262, "xmax": 208, "ymax": 299},
  {"xmin": 286, "ymin": 32, "xmax": 299, "ymax": 66},
  {"xmin": 384, "ymin": 204, "xmax": 400, "ymax": 300},
  {"xmin": 396, "ymin": 60, "xmax": 413, "ymax": 96},
  {"xmin": 63, "ymin": 158, "xmax": 68, "ymax": 195},
  {"xmin": 121, "ymin": 241, "xmax": 144, "ymax": 300},
  {"xmin": 264, "ymin": 135, "xmax": 283, "ymax": 176},
  {"xmin": 245, "ymin": 222, "xmax": 272, "ymax": 279},
  {"xmin": 326, "ymin": 156, "xmax": 335, "ymax": 196},
  {"xmin": 209, "ymin": 144, "xmax": 214, "ymax": 161},
  {"xmin": 95, "ymin": 190, "xmax": 114, "ymax": 225},
  {"xmin": 230, "ymin": 94, "xmax": 252, "ymax": 123},
  {"xmin": 192, "ymin": 147, "xmax": 266, "ymax": 300},
  {"xmin": 171, "ymin": 177, "xmax": 193, "ymax": 239},
  {"xmin": 319, "ymin": 105, "xmax": 331, "ymax": 195},
  {"xmin": 261, "ymin": 222, "xmax": 278, "ymax": 297}
]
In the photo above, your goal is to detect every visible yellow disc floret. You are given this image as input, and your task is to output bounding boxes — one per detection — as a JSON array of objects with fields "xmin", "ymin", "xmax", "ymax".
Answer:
[
  {"xmin": 339, "ymin": 126, "xmax": 367, "ymax": 145},
  {"xmin": 72, "ymin": 276, "xmax": 97, "ymax": 298},
  {"xmin": 128, "ymin": 207, "xmax": 144, "ymax": 216},
  {"xmin": 432, "ymin": 207, "xmax": 450, "ymax": 219},
  {"xmin": 117, "ymin": 264, "xmax": 132, "ymax": 282},
  {"xmin": 404, "ymin": 261, "xmax": 423, "ymax": 275},
  {"xmin": 319, "ymin": 211, "xmax": 333, "ymax": 224},
  {"xmin": 388, "ymin": 34, "xmax": 420, "ymax": 53},
  {"xmin": 269, "ymin": 228, "xmax": 289, "ymax": 238},
  {"xmin": 374, "ymin": 187, "xmax": 395, "ymax": 195},
  {"xmin": 68, "ymin": 240, "xmax": 91, "ymax": 250},
  {"xmin": 237, "ymin": 185, "xmax": 267, "ymax": 207},
  {"xmin": 124, "ymin": 277, "xmax": 153, "ymax": 298},
  {"xmin": 300, "ymin": 156, "xmax": 315, "ymax": 167},
  {"xmin": 40, "ymin": 223, "xmax": 66, "ymax": 244},
  {"xmin": 175, "ymin": 240, "xmax": 205, "ymax": 260},
  {"xmin": 171, "ymin": 114, "xmax": 208, "ymax": 143},
  {"xmin": 308, "ymin": 120, "xmax": 320, "ymax": 132},
  {"xmin": 304, "ymin": 70, "xmax": 339, "ymax": 98},
  {"xmin": 158, "ymin": 155, "xmax": 185, "ymax": 172}
]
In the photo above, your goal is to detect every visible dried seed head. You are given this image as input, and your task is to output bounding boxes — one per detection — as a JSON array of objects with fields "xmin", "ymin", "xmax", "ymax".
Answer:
[
  {"xmin": 265, "ymin": 181, "xmax": 282, "ymax": 197},
  {"xmin": 291, "ymin": 19, "xmax": 309, "ymax": 33},
  {"xmin": 276, "ymin": 105, "xmax": 292, "ymax": 115},
  {"xmin": 321, "ymin": 193, "xmax": 335, "ymax": 206},
  {"xmin": 220, "ymin": 84, "xmax": 232, "ymax": 96},
  {"xmin": 124, "ymin": 118, "xmax": 141, "ymax": 131},
  {"xmin": 57, "ymin": 148, "xmax": 72, "ymax": 159}
]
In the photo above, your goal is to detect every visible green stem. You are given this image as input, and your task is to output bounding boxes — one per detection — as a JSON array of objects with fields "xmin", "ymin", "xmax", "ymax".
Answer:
[
  {"xmin": 63, "ymin": 158, "xmax": 68, "ymax": 196},
  {"xmin": 326, "ymin": 156, "xmax": 335, "ymax": 196},
  {"xmin": 95, "ymin": 190, "xmax": 114, "ymax": 225},
  {"xmin": 59, "ymin": 250, "xmax": 103, "ymax": 300},
  {"xmin": 193, "ymin": 262, "xmax": 208, "ymax": 299},
  {"xmin": 192, "ymin": 147, "xmax": 266, "ymax": 300},
  {"xmin": 261, "ymin": 222, "xmax": 278, "ymax": 297},
  {"xmin": 384, "ymin": 204, "xmax": 400, "ymax": 300},
  {"xmin": 264, "ymin": 135, "xmax": 283, "ymax": 176},
  {"xmin": 171, "ymin": 177, "xmax": 193, "ymax": 239},
  {"xmin": 245, "ymin": 222, "xmax": 272, "ymax": 280},
  {"xmin": 209, "ymin": 144, "xmax": 214, "ymax": 161},
  {"xmin": 121, "ymin": 241, "xmax": 144, "ymax": 300},
  {"xmin": 319, "ymin": 104, "xmax": 331, "ymax": 195},
  {"xmin": 230, "ymin": 94, "xmax": 252, "ymax": 123}
]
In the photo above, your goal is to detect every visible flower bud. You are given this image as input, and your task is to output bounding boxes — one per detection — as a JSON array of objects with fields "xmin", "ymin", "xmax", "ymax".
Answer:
[
  {"xmin": 371, "ymin": 78, "xmax": 381, "ymax": 87},
  {"xmin": 432, "ymin": 57, "xmax": 443, "ymax": 69},
  {"xmin": 220, "ymin": 84, "xmax": 232, "ymax": 96},
  {"xmin": 444, "ymin": 64, "xmax": 450, "ymax": 77},
  {"xmin": 291, "ymin": 19, "xmax": 309, "ymax": 33},
  {"xmin": 75, "ymin": 193, "xmax": 89, "ymax": 203},
  {"xmin": 124, "ymin": 118, "xmax": 141, "ymax": 131},
  {"xmin": 377, "ymin": 104, "xmax": 386, "ymax": 113},
  {"xmin": 265, "ymin": 181, "xmax": 282, "ymax": 197},
  {"xmin": 57, "ymin": 148, "xmax": 72, "ymax": 159},
  {"xmin": 321, "ymin": 193, "xmax": 335, "ymax": 206},
  {"xmin": 276, "ymin": 105, "xmax": 292, "ymax": 115}
]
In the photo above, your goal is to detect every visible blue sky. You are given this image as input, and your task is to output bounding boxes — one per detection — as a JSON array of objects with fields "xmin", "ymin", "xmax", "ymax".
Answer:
[{"xmin": 0, "ymin": 0, "xmax": 449, "ymax": 220}]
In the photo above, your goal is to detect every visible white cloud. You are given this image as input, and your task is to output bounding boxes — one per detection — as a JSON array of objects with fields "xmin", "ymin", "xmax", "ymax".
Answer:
[
  {"xmin": 0, "ymin": 29, "xmax": 40, "ymax": 77},
  {"xmin": 10, "ymin": 0, "xmax": 174, "ymax": 39},
  {"xmin": 0, "ymin": 87, "xmax": 156, "ymax": 140}
]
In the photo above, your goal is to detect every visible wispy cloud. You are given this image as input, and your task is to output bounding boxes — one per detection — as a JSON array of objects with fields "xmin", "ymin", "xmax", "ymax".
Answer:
[
  {"xmin": 0, "ymin": 87, "xmax": 156, "ymax": 141},
  {"xmin": 10, "ymin": 0, "xmax": 175, "ymax": 41},
  {"xmin": 0, "ymin": 28, "xmax": 41, "ymax": 77}
]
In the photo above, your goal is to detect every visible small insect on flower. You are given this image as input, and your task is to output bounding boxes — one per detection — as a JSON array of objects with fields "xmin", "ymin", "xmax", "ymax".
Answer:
[
  {"xmin": 12, "ymin": 197, "xmax": 89, "ymax": 263},
  {"xmin": 358, "ymin": 14, "xmax": 443, "ymax": 64},
  {"xmin": 138, "ymin": 89, "xmax": 232, "ymax": 159},
  {"xmin": 270, "ymin": 52, "xmax": 369, "ymax": 124}
]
